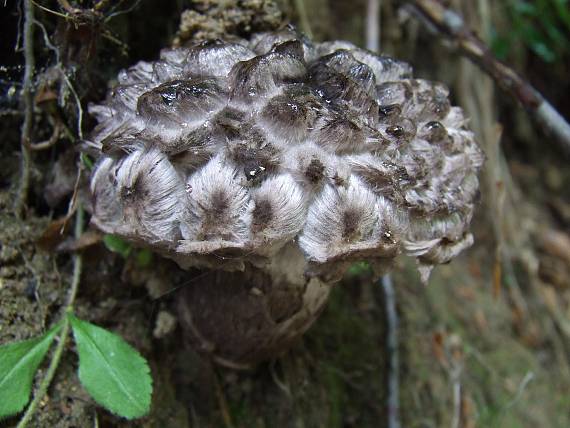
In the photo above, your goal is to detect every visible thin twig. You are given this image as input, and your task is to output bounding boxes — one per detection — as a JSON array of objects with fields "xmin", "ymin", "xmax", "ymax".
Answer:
[
  {"xmin": 366, "ymin": 0, "xmax": 380, "ymax": 53},
  {"xmin": 66, "ymin": 204, "xmax": 84, "ymax": 309},
  {"xmin": 17, "ymin": 204, "xmax": 84, "ymax": 428},
  {"xmin": 407, "ymin": 0, "xmax": 570, "ymax": 155},
  {"xmin": 269, "ymin": 360, "xmax": 292, "ymax": 400},
  {"xmin": 501, "ymin": 371, "xmax": 534, "ymax": 413},
  {"xmin": 31, "ymin": 0, "xmax": 71, "ymax": 19},
  {"xmin": 450, "ymin": 367, "xmax": 461, "ymax": 428},
  {"xmin": 14, "ymin": 0, "xmax": 35, "ymax": 218},
  {"xmin": 33, "ymin": 18, "xmax": 60, "ymax": 62},
  {"xmin": 28, "ymin": 119, "xmax": 62, "ymax": 151},
  {"xmin": 57, "ymin": 0, "xmax": 79, "ymax": 15},
  {"xmin": 293, "ymin": 0, "xmax": 312, "ymax": 38},
  {"xmin": 381, "ymin": 275, "xmax": 401, "ymax": 428},
  {"xmin": 60, "ymin": 69, "xmax": 84, "ymax": 140}
]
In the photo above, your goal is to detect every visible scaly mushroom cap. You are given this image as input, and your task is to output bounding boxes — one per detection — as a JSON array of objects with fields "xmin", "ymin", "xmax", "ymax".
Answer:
[{"xmin": 88, "ymin": 27, "xmax": 483, "ymax": 367}]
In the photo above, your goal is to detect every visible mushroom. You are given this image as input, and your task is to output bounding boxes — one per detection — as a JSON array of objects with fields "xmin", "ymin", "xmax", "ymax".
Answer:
[{"xmin": 87, "ymin": 27, "xmax": 483, "ymax": 368}]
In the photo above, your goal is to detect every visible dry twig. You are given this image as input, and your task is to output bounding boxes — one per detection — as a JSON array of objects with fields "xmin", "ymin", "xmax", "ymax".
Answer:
[{"xmin": 407, "ymin": 0, "xmax": 570, "ymax": 155}]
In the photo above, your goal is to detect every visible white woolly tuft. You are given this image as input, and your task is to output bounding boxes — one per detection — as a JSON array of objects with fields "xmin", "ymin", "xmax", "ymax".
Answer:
[
  {"xmin": 299, "ymin": 176, "xmax": 397, "ymax": 262},
  {"xmin": 180, "ymin": 155, "xmax": 250, "ymax": 246},
  {"xmin": 248, "ymin": 174, "xmax": 307, "ymax": 248},
  {"xmin": 90, "ymin": 157, "xmax": 125, "ymax": 234},
  {"xmin": 114, "ymin": 147, "xmax": 184, "ymax": 242}
]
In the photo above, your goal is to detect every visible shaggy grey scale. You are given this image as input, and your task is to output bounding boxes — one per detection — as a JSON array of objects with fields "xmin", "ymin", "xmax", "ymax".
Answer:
[{"xmin": 87, "ymin": 27, "xmax": 483, "ymax": 367}]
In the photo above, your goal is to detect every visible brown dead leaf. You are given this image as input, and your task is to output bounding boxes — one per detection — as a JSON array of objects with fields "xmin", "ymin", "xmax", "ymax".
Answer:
[
  {"xmin": 541, "ymin": 285, "xmax": 559, "ymax": 313},
  {"xmin": 37, "ymin": 216, "xmax": 72, "ymax": 250},
  {"xmin": 432, "ymin": 331, "xmax": 447, "ymax": 367},
  {"xmin": 474, "ymin": 308, "xmax": 488, "ymax": 331},
  {"xmin": 455, "ymin": 285, "xmax": 477, "ymax": 301},
  {"xmin": 493, "ymin": 258, "xmax": 502, "ymax": 299},
  {"xmin": 539, "ymin": 229, "xmax": 570, "ymax": 265},
  {"xmin": 461, "ymin": 392, "xmax": 477, "ymax": 428},
  {"xmin": 521, "ymin": 321, "xmax": 542, "ymax": 348}
]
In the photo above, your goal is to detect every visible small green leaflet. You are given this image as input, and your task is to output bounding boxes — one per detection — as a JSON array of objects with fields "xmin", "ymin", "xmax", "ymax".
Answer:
[
  {"xmin": 346, "ymin": 261, "xmax": 372, "ymax": 277},
  {"xmin": 134, "ymin": 248, "xmax": 153, "ymax": 268},
  {"xmin": 69, "ymin": 315, "xmax": 152, "ymax": 419},
  {"xmin": 102, "ymin": 234, "xmax": 132, "ymax": 258},
  {"xmin": 80, "ymin": 153, "xmax": 95, "ymax": 170},
  {"xmin": 0, "ymin": 323, "xmax": 62, "ymax": 418}
]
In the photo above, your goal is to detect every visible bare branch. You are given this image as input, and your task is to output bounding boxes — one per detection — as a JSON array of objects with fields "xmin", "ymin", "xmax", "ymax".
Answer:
[{"xmin": 407, "ymin": 0, "xmax": 570, "ymax": 155}]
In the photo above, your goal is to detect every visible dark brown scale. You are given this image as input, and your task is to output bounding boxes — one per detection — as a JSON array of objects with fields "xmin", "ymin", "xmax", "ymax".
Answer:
[
  {"xmin": 305, "ymin": 158, "xmax": 325, "ymax": 184},
  {"xmin": 354, "ymin": 170, "xmax": 399, "ymax": 201},
  {"xmin": 120, "ymin": 174, "xmax": 151, "ymax": 209},
  {"xmin": 271, "ymin": 40, "xmax": 305, "ymax": 61},
  {"xmin": 341, "ymin": 209, "xmax": 360, "ymax": 240},
  {"xmin": 229, "ymin": 50, "xmax": 306, "ymax": 101},
  {"xmin": 213, "ymin": 108, "xmax": 247, "ymax": 141},
  {"xmin": 310, "ymin": 64, "xmax": 351, "ymax": 102},
  {"xmin": 252, "ymin": 198, "xmax": 274, "ymax": 232},
  {"xmin": 137, "ymin": 79, "xmax": 224, "ymax": 126},
  {"xmin": 261, "ymin": 94, "xmax": 310, "ymax": 128},
  {"xmin": 211, "ymin": 190, "xmax": 230, "ymax": 214},
  {"xmin": 316, "ymin": 117, "xmax": 368, "ymax": 153},
  {"xmin": 310, "ymin": 57, "xmax": 377, "ymax": 123}
]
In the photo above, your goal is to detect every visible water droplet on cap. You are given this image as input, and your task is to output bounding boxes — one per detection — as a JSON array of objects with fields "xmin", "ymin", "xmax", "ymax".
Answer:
[{"xmin": 386, "ymin": 125, "xmax": 405, "ymax": 138}]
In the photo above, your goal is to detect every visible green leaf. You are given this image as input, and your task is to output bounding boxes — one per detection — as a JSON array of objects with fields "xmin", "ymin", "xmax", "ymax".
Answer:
[
  {"xmin": 103, "ymin": 234, "xmax": 132, "ymax": 258},
  {"xmin": 0, "ymin": 324, "xmax": 62, "ymax": 418},
  {"xmin": 134, "ymin": 249, "xmax": 153, "ymax": 268},
  {"xmin": 69, "ymin": 315, "xmax": 152, "ymax": 419},
  {"xmin": 490, "ymin": 34, "xmax": 512, "ymax": 60},
  {"xmin": 80, "ymin": 153, "xmax": 95, "ymax": 170},
  {"xmin": 345, "ymin": 261, "xmax": 372, "ymax": 277}
]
